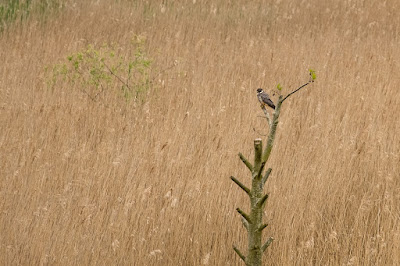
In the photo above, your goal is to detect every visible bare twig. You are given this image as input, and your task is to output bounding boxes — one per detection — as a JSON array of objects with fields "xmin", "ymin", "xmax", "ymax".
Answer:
[
  {"xmin": 281, "ymin": 80, "xmax": 312, "ymax": 103},
  {"xmin": 257, "ymin": 223, "xmax": 268, "ymax": 232},
  {"xmin": 256, "ymin": 162, "xmax": 266, "ymax": 180},
  {"xmin": 241, "ymin": 217, "xmax": 249, "ymax": 231},
  {"xmin": 233, "ymin": 245, "xmax": 246, "ymax": 262},
  {"xmin": 262, "ymin": 168, "xmax": 272, "ymax": 187},
  {"xmin": 102, "ymin": 60, "xmax": 132, "ymax": 91},
  {"xmin": 253, "ymin": 127, "xmax": 268, "ymax": 137},
  {"xmin": 231, "ymin": 176, "xmax": 251, "ymax": 196},
  {"xmin": 262, "ymin": 237, "xmax": 274, "ymax": 252},
  {"xmin": 239, "ymin": 153, "xmax": 253, "ymax": 172},
  {"xmin": 257, "ymin": 193, "xmax": 269, "ymax": 208},
  {"xmin": 236, "ymin": 208, "xmax": 251, "ymax": 224}
]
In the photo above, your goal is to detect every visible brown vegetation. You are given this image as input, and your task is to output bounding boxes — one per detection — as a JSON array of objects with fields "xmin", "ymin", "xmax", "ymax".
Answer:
[{"xmin": 1, "ymin": 1, "xmax": 399, "ymax": 265}]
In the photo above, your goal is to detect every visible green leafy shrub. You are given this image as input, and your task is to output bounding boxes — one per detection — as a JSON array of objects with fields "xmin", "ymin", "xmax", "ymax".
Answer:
[{"xmin": 46, "ymin": 36, "xmax": 153, "ymax": 103}]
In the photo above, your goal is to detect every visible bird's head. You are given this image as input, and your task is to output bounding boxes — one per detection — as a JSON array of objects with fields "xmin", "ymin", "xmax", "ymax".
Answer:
[{"xmin": 257, "ymin": 88, "xmax": 263, "ymax": 94}]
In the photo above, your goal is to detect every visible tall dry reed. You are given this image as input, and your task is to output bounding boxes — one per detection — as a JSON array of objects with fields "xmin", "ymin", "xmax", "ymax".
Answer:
[{"xmin": 1, "ymin": 1, "xmax": 399, "ymax": 265}]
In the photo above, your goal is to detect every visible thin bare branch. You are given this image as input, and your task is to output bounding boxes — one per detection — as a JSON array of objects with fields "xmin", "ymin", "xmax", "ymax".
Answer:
[
  {"xmin": 262, "ymin": 237, "xmax": 274, "ymax": 252},
  {"xmin": 236, "ymin": 208, "xmax": 251, "ymax": 224},
  {"xmin": 257, "ymin": 223, "xmax": 268, "ymax": 232},
  {"xmin": 102, "ymin": 60, "xmax": 132, "ymax": 91},
  {"xmin": 241, "ymin": 217, "xmax": 249, "ymax": 231},
  {"xmin": 230, "ymin": 176, "xmax": 250, "ymax": 196},
  {"xmin": 257, "ymin": 193, "xmax": 269, "ymax": 208},
  {"xmin": 252, "ymin": 127, "xmax": 267, "ymax": 137},
  {"xmin": 256, "ymin": 162, "xmax": 266, "ymax": 181},
  {"xmin": 282, "ymin": 81, "xmax": 312, "ymax": 103},
  {"xmin": 260, "ymin": 105, "xmax": 272, "ymax": 128},
  {"xmin": 262, "ymin": 168, "xmax": 272, "ymax": 187},
  {"xmin": 233, "ymin": 245, "xmax": 246, "ymax": 262},
  {"xmin": 239, "ymin": 153, "xmax": 253, "ymax": 172},
  {"xmin": 262, "ymin": 97, "xmax": 282, "ymax": 163}
]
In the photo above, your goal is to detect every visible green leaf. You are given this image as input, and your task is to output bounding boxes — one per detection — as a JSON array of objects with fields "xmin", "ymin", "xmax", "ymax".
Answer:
[
  {"xmin": 276, "ymin": 83, "xmax": 282, "ymax": 91},
  {"xmin": 309, "ymin": 69, "xmax": 317, "ymax": 81}
]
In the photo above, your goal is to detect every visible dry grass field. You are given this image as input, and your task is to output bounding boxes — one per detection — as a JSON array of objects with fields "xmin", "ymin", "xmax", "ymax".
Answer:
[{"xmin": 1, "ymin": 0, "xmax": 400, "ymax": 265}]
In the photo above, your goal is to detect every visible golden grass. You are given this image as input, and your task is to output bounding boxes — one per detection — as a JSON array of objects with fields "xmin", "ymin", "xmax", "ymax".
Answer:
[{"xmin": 1, "ymin": 1, "xmax": 399, "ymax": 265}]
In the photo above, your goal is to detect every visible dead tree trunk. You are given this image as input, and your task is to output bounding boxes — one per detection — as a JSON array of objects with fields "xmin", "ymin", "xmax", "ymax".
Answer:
[{"xmin": 232, "ymin": 75, "xmax": 315, "ymax": 265}]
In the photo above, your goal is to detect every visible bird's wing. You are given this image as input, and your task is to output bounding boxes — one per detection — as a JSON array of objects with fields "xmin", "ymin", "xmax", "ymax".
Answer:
[
  {"xmin": 261, "ymin": 94, "xmax": 275, "ymax": 109},
  {"xmin": 261, "ymin": 94, "xmax": 271, "ymax": 102}
]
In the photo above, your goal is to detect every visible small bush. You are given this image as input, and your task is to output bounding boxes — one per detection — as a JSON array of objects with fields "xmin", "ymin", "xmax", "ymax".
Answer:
[{"xmin": 46, "ymin": 36, "xmax": 153, "ymax": 103}]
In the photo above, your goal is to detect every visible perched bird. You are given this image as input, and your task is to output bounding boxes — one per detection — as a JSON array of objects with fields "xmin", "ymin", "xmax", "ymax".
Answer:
[{"xmin": 257, "ymin": 88, "xmax": 275, "ymax": 109}]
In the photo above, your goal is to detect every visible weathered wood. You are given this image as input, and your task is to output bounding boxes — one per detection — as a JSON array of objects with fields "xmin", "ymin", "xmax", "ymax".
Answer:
[{"xmin": 245, "ymin": 139, "xmax": 265, "ymax": 266}]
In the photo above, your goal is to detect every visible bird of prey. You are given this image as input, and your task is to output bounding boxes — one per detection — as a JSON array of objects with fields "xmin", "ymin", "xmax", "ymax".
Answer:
[{"xmin": 257, "ymin": 88, "xmax": 275, "ymax": 109}]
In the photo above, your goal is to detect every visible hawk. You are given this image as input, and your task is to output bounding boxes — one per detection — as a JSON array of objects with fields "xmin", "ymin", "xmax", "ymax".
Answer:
[{"xmin": 257, "ymin": 88, "xmax": 275, "ymax": 109}]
